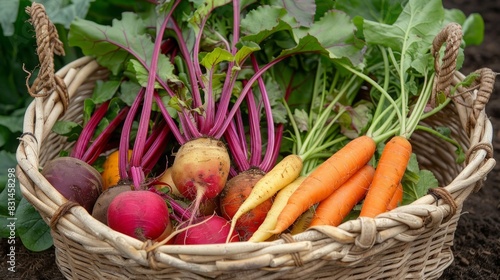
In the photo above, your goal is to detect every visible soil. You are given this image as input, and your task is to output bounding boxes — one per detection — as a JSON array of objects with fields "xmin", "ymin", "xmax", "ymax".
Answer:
[{"xmin": 1, "ymin": 0, "xmax": 499, "ymax": 279}]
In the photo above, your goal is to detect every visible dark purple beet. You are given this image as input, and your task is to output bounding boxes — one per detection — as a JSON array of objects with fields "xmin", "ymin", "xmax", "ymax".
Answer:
[{"xmin": 41, "ymin": 157, "xmax": 103, "ymax": 212}]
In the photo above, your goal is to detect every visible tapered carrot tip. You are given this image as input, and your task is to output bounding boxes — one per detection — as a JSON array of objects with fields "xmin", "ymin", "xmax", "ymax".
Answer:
[{"xmin": 269, "ymin": 203, "xmax": 301, "ymax": 234}]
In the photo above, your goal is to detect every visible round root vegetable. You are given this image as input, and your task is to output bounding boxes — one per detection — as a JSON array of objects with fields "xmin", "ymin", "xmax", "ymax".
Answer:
[
  {"xmin": 41, "ymin": 157, "xmax": 103, "ymax": 213},
  {"xmin": 199, "ymin": 197, "xmax": 219, "ymax": 216},
  {"xmin": 173, "ymin": 215, "xmax": 239, "ymax": 245},
  {"xmin": 101, "ymin": 149, "xmax": 132, "ymax": 191},
  {"xmin": 171, "ymin": 137, "xmax": 231, "ymax": 218},
  {"xmin": 220, "ymin": 168, "xmax": 272, "ymax": 241},
  {"xmin": 107, "ymin": 190, "xmax": 172, "ymax": 241},
  {"xmin": 92, "ymin": 184, "xmax": 133, "ymax": 224},
  {"xmin": 155, "ymin": 167, "xmax": 182, "ymax": 197}
]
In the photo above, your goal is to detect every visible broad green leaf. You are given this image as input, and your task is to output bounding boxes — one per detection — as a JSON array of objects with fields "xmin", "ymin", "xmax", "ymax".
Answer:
[
  {"xmin": 435, "ymin": 126, "xmax": 452, "ymax": 137},
  {"xmin": 271, "ymin": 56, "xmax": 316, "ymax": 114},
  {"xmin": 363, "ymin": 0, "xmax": 444, "ymax": 73},
  {"xmin": 201, "ymin": 72, "xmax": 226, "ymax": 98},
  {"xmin": 51, "ymin": 120, "xmax": 82, "ymax": 142},
  {"xmin": 363, "ymin": 0, "xmax": 444, "ymax": 51},
  {"xmin": 335, "ymin": 0, "xmax": 407, "ymax": 24},
  {"xmin": 125, "ymin": 59, "xmax": 177, "ymax": 89},
  {"xmin": 293, "ymin": 108, "xmax": 309, "ymax": 132},
  {"xmin": 402, "ymin": 154, "xmax": 438, "ymax": 205},
  {"xmin": 254, "ymin": 75, "xmax": 288, "ymax": 124},
  {"xmin": 15, "ymin": 198, "xmax": 53, "ymax": 252},
  {"xmin": 69, "ymin": 12, "xmax": 175, "ymax": 80},
  {"xmin": 463, "ymin": 13, "xmax": 484, "ymax": 46},
  {"xmin": 240, "ymin": 5, "xmax": 291, "ymax": 43},
  {"xmin": 200, "ymin": 47, "xmax": 234, "ymax": 70},
  {"xmin": 158, "ymin": 94, "xmax": 178, "ymax": 119},
  {"xmin": 406, "ymin": 153, "xmax": 420, "ymax": 174},
  {"xmin": 91, "ymin": 80, "xmax": 121, "ymax": 104},
  {"xmin": 119, "ymin": 80, "xmax": 142, "ymax": 106},
  {"xmin": 402, "ymin": 170, "xmax": 438, "ymax": 205},
  {"xmin": 292, "ymin": 10, "xmax": 365, "ymax": 66},
  {"xmin": 36, "ymin": 0, "xmax": 95, "ymax": 29},
  {"xmin": 234, "ymin": 41, "xmax": 261, "ymax": 66},
  {"xmin": 444, "ymin": 8, "xmax": 466, "ymax": 26},
  {"xmin": 0, "ymin": 115, "xmax": 23, "ymax": 133},
  {"xmin": 0, "ymin": 0, "xmax": 20, "ymax": 36},
  {"xmin": 95, "ymin": 98, "xmax": 124, "ymax": 136},
  {"xmin": 69, "ymin": 13, "xmax": 144, "ymax": 75},
  {"xmin": 83, "ymin": 98, "xmax": 96, "ymax": 124},
  {"xmin": 0, "ymin": 126, "xmax": 10, "ymax": 148},
  {"xmin": 189, "ymin": 0, "xmax": 232, "ymax": 28},
  {"xmin": 339, "ymin": 100, "xmax": 374, "ymax": 139},
  {"xmin": 280, "ymin": 0, "xmax": 316, "ymax": 27},
  {"xmin": 278, "ymin": 35, "xmax": 328, "ymax": 58}
]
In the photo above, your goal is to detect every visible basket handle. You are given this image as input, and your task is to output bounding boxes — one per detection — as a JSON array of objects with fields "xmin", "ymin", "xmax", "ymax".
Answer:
[
  {"xmin": 468, "ymin": 67, "xmax": 495, "ymax": 126},
  {"xmin": 25, "ymin": 3, "xmax": 69, "ymax": 111},
  {"xmin": 430, "ymin": 23, "xmax": 463, "ymax": 107}
]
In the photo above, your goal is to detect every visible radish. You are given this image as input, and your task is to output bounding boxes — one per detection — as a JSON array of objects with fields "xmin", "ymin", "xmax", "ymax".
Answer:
[
  {"xmin": 107, "ymin": 190, "xmax": 172, "ymax": 241},
  {"xmin": 173, "ymin": 215, "xmax": 239, "ymax": 245},
  {"xmin": 220, "ymin": 168, "xmax": 272, "ymax": 241}
]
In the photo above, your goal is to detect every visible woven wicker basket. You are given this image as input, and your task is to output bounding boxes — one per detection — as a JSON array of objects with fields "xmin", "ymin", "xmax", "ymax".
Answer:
[{"xmin": 16, "ymin": 4, "xmax": 496, "ymax": 280}]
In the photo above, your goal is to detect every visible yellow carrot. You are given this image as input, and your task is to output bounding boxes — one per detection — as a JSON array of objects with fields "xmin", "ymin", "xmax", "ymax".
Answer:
[
  {"xmin": 248, "ymin": 176, "xmax": 306, "ymax": 242},
  {"xmin": 226, "ymin": 154, "xmax": 303, "ymax": 242},
  {"xmin": 290, "ymin": 206, "xmax": 315, "ymax": 235}
]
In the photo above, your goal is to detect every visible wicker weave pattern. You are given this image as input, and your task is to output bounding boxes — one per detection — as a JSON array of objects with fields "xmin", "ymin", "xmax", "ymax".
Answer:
[{"xmin": 16, "ymin": 6, "xmax": 496, "ymax": 280}]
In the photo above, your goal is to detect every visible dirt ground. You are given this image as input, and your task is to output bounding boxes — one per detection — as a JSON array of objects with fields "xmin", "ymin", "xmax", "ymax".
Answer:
[{"xmin": 2, "ymin": 0, "xmax": 499, "ymax": 279}]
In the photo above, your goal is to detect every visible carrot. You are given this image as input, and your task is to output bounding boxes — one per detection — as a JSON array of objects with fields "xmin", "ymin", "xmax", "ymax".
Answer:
[
  {"xmin": 248, "ymin": 176, "xmax": 306, "ymax": 242},
  {"xmin": 386, "ymin": 183, "xmax": 403, "ymax": 211},
  {"xmin": 226, "ymin": 154, "xmax": 303, "ymax": 242},
  {"xmin": 101, "ymin": 149, "xmax": 132, "ymax": 191},
  {"xmin": 289, "ymin": 206, "xmax": 315, "ymax": 235},
  {"xmin": 359, "ymin": 135, "xmax": 412, "ymax": 218},
  {"xmin": 309, "ymin": 165, "xmax": 375, "ymax": 227},
  {"xmin": 270, "ymin": 135, "xmax": 376, "ymax": 234}
]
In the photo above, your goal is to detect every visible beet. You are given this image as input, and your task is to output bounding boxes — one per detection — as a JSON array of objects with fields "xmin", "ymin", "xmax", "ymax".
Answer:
[
  {"xmin": 92, "ymin": 184, "xmax": 133, "ymax": 224},
  {"xmin": 173, "ymin": 215, "xmax": 240, "ymax": 245},
  {"xmin": 41, "ymin": 157, "xmax": 103, "ymax": 212},
  {"xmin": 107, "ymin": 190, "xmax": 172, "ymax": 241}
]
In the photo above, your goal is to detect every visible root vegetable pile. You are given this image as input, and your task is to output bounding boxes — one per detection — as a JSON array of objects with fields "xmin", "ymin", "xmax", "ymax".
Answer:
[{"xmin": 44, "ymin": 0, "xmax": 485, "ymax": 244}]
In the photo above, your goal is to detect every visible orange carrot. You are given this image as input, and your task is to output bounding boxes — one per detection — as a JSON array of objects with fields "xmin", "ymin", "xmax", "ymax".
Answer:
[
  {"xmin": 309, "ymin": 165, "xmax": 375, "ymax": 227},
  {"xmin": 386, "ymin": 183, "xmax": 403, "ymax": 211},
  {"xmin": 359, "ymin": 136, "xmax": 412, "ymax": 218},
  {"xmin": 270, "ymin": 135, "xmax": 376, "ymax": 234}
]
